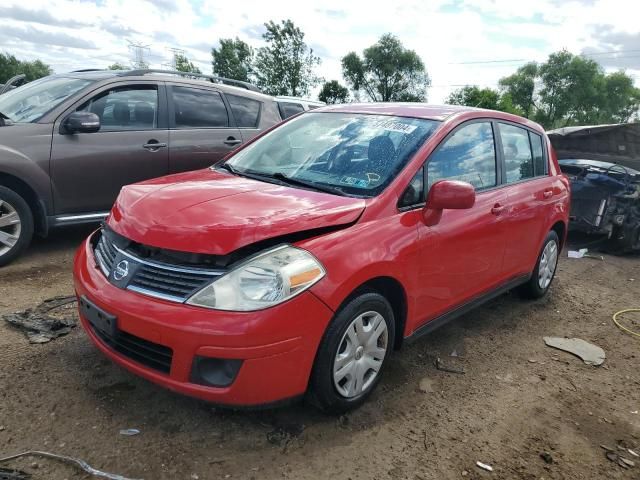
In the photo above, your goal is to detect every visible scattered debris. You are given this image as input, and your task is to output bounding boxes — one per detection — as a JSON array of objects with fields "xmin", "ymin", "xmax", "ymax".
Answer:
[
  {"xmin": 0, "ymin": 451, "xmax": 141, "ymax": 480},
  {"xmin": 3, "ymin": 296, "xmax": 77, "ymax": 343},
  {"xmin": 568, "ymin": 248, "xmax": 588, "ymax": 259},
  {"xmin": 540, "ymin": 452, "xmax": 554, "ymax": 464},
  {"xmin": 629, "ymin": 449, "xmax": 639, "ymax": 458},
  {"xmin": 266, "ymin": 423, "xmax": 304, "ymax": 447},
  {"xmin": 435, "ymin": 357, "xmax": 465, "ymax": 374},
  {"xmin": 418, "ymin": 377, "xmax": 434, "ymax": 393},
  {"xmin": 476, "ymin": 461, "xmax": 493, "ymax": 472},
  {"xmin": 612, "ymin": 309, "xmax": 640, "ymax": 339},
  {"xmin": 0, "ymin": 467, "xmax": 30, "ymax": 480},
  {"xmin": 604, "ymin": 449, "xmax": 636, "ymax": 469},
  {"xmin": 119, "ymin": 429, "xmax": 140, "ymax": 436},
  {"xmin": 543, "ymin": 337, "xmax": 606, "ymax": 366}
]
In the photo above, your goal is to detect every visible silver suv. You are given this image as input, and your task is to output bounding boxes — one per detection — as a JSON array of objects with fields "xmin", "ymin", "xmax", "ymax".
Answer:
[{"xmin": 0, "ymin": 69, "xmax": 282, "ymax": 265}]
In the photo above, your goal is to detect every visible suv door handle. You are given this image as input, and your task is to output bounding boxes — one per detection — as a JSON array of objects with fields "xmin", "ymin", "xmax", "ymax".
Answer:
[
  {"xmin": 543, "ymin": 189, "xmax": 554, "ymax": 199},
  {"xmin": 143, "ymin": 140, "xmax": 167, "ymax": 151},
  {"xmin": 491, "ymin": 203, "xmax": 506, "ymax": 216},
  {"xmin": 224, "ymin": 137, "xmax": 242, "ymax": 146}
]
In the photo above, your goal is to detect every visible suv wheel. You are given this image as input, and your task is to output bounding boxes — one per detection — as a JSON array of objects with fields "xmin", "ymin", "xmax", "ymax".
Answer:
[
  {"xmin": 518, "ymin": 230, "xmax": 560, "ymax": 299},
  {"xmin": 0, "ymin": 186, "xmax": 34, "ymax": 267},
  {"xmin": 308, "ymin": 291, "xmax": 395, "ymax": 413}
]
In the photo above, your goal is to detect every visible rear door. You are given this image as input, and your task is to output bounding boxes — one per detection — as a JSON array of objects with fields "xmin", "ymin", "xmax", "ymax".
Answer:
[
  {"xmin": 496, "ymin": 122, "xmax": 554, "ymax": 277},
  {"xmin": 411, "ymin": 120, "xmax": 509, "ymax": 324},
  {"xmin": 167, "ymin": 84, "xmax": 242, "ymax": 173},
  {"xmin": 226, "ymin": 93, "xmax": 263, "ymax": 143},
  {"xmin": 50, "ymin": 81, "xmax": 169, "ymax": 214}
]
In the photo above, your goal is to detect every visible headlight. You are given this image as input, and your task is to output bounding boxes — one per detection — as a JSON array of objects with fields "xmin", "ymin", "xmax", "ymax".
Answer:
[{"xmin": 186, "ymin": 245, "xmax": 325, "ymax": 311}]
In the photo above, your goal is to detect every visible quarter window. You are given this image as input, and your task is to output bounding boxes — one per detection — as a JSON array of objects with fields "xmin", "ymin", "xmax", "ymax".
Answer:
[
  {"xmin": 78, "ymin": 86, "xmax": 158, "ymax": 131},
  {"xmin": 529, "ymin": 131, "xmax": 546, "ymax": 175},
  {"xmin": 499, "ymin": 123, "xmax": 534, "ymax": 183},
  {"xmin": 278, "ymin": 102, "xmax": 304, "ymax": 119},
  {"xmin": 399, "ymin": 166, "xmax": 425, "ymax": 208},
  {"xmin": 427, "ymin": 122, "xmax": 497, "ymax": 191},
  {"xmin": 227, "ymin": 94, "xmax": 261, "ymax": 128},
  {"xmin": 172, "ymin": 86, "xmax": 229, "ymax": 128}
]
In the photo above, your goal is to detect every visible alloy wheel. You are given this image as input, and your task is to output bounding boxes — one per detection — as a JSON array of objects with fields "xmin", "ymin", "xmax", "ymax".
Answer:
[
  {"xmin": 538, "ymin": 239, "xmax": 558, "ymax": 290},
  {"xmin": 0, "ymin": 199, "xmax": 21, "ymax": 257},
  {"xmin": 333, "ymin": 310, "xmax": 388, "ymax": 398}
]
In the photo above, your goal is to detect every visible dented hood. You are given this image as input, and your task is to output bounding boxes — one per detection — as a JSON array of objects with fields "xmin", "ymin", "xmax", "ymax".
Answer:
[{"xmin": 107, "ymin": 169, "xmax": 365, "ymax": 255}]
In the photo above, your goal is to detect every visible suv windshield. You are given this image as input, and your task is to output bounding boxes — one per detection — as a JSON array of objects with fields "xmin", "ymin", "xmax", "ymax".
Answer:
[
  {"xmin": 0, "ymin": 76, "xmax": 92, "ymax": 123},
  {"xmin": 225, "ymin": 112, "xmax": 440, "ymax": 196}
]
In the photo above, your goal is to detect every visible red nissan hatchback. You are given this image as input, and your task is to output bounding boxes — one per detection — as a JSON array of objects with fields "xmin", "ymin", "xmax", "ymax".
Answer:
[{"xmin": 74, "ymin": 104, "xmax": 569, "ymax": 412}]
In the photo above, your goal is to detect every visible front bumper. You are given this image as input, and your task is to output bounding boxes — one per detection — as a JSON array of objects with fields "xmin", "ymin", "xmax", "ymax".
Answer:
[{"xmin": 73, "ymin": 235, "xmax": 334, "ymax": 406}]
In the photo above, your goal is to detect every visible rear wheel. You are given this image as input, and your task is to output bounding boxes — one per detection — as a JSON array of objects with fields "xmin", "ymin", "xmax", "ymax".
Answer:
[
  {"xmin": 0, "ymin": 186, "xmax": 34, "ymax": 267},
  {"xmin": 518, "ymin": 230, "xmax": 560, "ymax": 299},
  {"xmin": 308, "ymin": 292, "xmax": 395, "ymax": 413}
]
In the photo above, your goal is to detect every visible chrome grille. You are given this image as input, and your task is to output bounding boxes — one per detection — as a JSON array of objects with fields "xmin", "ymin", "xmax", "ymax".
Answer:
[{"xmin": 93, "ymin": 231, "xmax": 225, "ymax": 303}]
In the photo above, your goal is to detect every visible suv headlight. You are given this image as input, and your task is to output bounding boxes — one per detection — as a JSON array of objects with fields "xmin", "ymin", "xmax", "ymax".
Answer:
[{"xmin": 186, "ymin": 245, "xmax": 325, "ymax": 311}]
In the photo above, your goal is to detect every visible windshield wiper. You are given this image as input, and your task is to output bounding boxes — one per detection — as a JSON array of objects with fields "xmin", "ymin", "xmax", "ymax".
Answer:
[
  {"xmin": 217, "ymin": 162, "xmax": 241, "ymax": 175},
  {"xmin": 0, "ymin": 112, "xmax": 13, "ymax": 126},
  {"xmin": 267, "ymin": 172, "xmax": 346, "ymax": 196}
]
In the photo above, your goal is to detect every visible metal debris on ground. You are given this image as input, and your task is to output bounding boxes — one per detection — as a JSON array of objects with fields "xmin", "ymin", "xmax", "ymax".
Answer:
[
  {"xmin": 0, "ymin": 451, "xmax": 141, "ymax": 480},
  {"xmin": 0, "ymin": 467, "xmax": 30, "ymax": 480},
  {"xmin": 3, "ymin": 296, "xmax": 77, "ymax": 343},
  {"xmin": 119, "ymin": 429, "xmax": 140, "ymax": 436},
  {"xmin": 476, "ymin": 461, "xmax": 493, "ymax": 472},
  {"xmin": 435, "ymin": 357, "xmax": 465, "ymax": 374},
  {"xmin": 568, "ymin": 249, "xmax": 589, "ymax": 259},
  {"xmin": 543, "ymin": 337, "xmax": 606, "ymax": 366}
]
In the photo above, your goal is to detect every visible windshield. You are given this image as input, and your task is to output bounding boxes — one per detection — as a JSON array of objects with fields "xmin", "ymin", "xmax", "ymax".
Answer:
[
  {"xmin": 0, "ymin": 76, "xmax": 92, "ymax": 123},
  {"xmin": 225, "ymin": 112, "xmax": 440, "ymax": 197}
]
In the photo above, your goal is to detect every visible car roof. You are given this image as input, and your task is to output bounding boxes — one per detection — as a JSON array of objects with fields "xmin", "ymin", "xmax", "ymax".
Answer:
[{"xmin": 276, "ymin": 96, "xmax": 325, "ymax": 106}]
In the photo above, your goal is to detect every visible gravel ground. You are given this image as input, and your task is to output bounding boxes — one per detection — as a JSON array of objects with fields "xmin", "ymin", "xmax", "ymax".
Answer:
[{"xmin": 0, "ymin": 226, "xmax": 638, "ymax": 480}]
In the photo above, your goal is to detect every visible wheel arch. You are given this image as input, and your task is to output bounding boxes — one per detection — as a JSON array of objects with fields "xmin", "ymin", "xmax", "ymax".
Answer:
[
  {"xmin": 550, "ymin": 220, "xmax": 567, "ymax": 250},
  {"xmin": 0, "ymin": 172, "xmax": 48, "ymax": 236}
]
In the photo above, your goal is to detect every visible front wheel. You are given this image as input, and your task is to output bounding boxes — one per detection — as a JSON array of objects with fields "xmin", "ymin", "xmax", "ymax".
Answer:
[
  {"xmin": 517, "ymin": 230, "xmax": 560, "ymax": 299},
  {"xmin": 308, "ymin": 291, "xmax": 395, "ymax": 413},
  {"xmin": 0, "ymin": 186, "xmax": 34, "ymax": 267}
]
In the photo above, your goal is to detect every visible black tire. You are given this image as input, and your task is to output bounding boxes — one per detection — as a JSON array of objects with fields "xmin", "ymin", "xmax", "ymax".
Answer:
[
  {"xmin": 517, "ymin": 230, "xmax": 560, "ymax": 299},
  {"xmin": 308, "ymin": 291, "xmax": 395, "ymax": 413},
  {"xmin": 0, "ymin": 185, "xmax": 34, "ymax": 267}
]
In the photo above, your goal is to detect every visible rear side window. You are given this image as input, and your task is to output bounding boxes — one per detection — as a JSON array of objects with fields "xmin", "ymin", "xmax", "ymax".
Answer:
[
  {"xmin": 529, "ymin": 132, "xmax": 546, "ymax": 175},
  {"xmin": 427, "ymin": 122, "xmax": 497, "ymax": 191},
  {"xmin": 499, "ymin": 123, "xmax": 534, "ymax": 183},
  {"xmin": 278, "ymin": 102, "xmax": 304, "ymax": 119},
  {"xmin": 172, "ymin": 86, "xmax": 228, "ymax": 128},
  {"xmin": 227, "ymin": 94, "xmax": 261, "ymax": 128}
]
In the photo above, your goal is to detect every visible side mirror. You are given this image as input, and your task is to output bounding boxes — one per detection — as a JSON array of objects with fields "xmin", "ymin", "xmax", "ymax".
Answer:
[
  {"xmin": 422, "ymin": 180, "xmax": 476, "ymax": 226},
  {"xmin": 62, "ymin": 112, "xmax": 101, "ymax": 134}
]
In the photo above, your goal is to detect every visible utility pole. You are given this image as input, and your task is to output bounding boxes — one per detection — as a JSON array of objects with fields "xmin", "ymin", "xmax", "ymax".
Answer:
[{"xmin": 127, "ymin": 41, "xmax": 150, "ymax": 69}]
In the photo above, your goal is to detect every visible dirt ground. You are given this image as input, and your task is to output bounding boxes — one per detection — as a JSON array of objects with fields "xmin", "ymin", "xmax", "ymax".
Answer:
[{"xmin": 0, "ymin": 227, "xmax": 639, "ymax": 480}]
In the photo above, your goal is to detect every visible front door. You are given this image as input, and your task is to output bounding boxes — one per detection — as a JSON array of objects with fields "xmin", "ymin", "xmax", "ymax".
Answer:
[
  {"xmin": 167, "ymin": 85, "xmax": 243, "ymax": 173},
  {"xmin": 51, "ymin": 82, "xmax": 169, "ymax": 214},
  {"xmin": 412, "ymin": 121, "xmax": 508, "ymax": 326}
]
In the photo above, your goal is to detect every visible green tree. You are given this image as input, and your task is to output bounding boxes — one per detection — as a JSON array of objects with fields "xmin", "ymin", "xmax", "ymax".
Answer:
[
  {"xmin": 0, "ymin": 52, "xmax": 52, "ymax": 83},
  {"xmin": 341, "ymin": 34, "xmax": 430, "ymax": 102},
  {"xmin": 253, "ymin": 19, "xmax": 321, "ymax": 96},
  {"xmin": 212, "ymin": 38, "xmax": 253, "ymax": 82},
  {"xmin": 446, "ymin": 86, "xmax": 500, "ymax": 109},
  {"xmin": 498, "ymin": 62, "xmax": 538, "ymax": 117},
  {"xmin": 318, "ymin": 80, "xmax": 348, "ymax": 104},
  {"xmin": 174, "ymin": 54, "xmax": 201, "ymax": 74},
  {"xmin": 601, "ymin": 71, "xmax": 640, "ymax": 123},
  {"xmin": 107, "ymin": 62, "xmax": 128, "ymax": 70}
]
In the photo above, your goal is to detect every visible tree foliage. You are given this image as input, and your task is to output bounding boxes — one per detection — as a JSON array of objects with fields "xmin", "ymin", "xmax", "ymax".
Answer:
[
  {"xmin": 107, "ymin": 62, "xmax": 128, "ymax": 70},
  {"xmin": 212, "ymin": 38, "xmax": 253, "ymax": 82},
  {"xmin": 0, "ymin": 52, "xmax": 52, "ymax": 83},
  {"xmin": 174, "ymin": 54, "xmax": 201, "ymax": 74},
  {"xmin": 253, "ymin": 20, "xmax": 321, "ymax": 96},
  {"xmin": 498, "ymin": 62, "xmax": 538, "ymax": 117},
  {"xmin": 341, "ymin": 34, "xmax": 430, "ymax": 102},
  {"xmin": 446, "ymin": 86, "xmax": 500, "ymax": 109},
  {"xmin": 318, "ymin": 80, "xmax": 348, "ymax": 104}
]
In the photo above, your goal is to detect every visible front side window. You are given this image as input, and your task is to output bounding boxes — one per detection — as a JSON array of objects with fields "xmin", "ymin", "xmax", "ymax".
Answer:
[
  {"xmin": 278, "ymin": 102, "xmax": 304, "ymax": 119},
  {"xmin": 78, "ymin": 86, "xmax": 158, "ymax": 131},
  {"xmin": 225, "ymin": 112, "xmax": 440, "ymax": 197},
  {"xmin": 427, "ymin": 122, "xmax": 497, "ymax": 191},
  {"xmin": 172, "ymin": 87, "xmax": 229, "ymax": 128},
  {"xmin": 227, "ymin": 94, "xmax": 261, "ymax": 128},
  {"xmin": 399, "ymin": 166, "xmax": 425, "ymax": 208},
  {"xmin": 0, "ymin": 76, "xmax": 92, "ymax": 123},
  {"xmin": 499, "ymin": 123, "xmax": 534, "ymax": 183}
]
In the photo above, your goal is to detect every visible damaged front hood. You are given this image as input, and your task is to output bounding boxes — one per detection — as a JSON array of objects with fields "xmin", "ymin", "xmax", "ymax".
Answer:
[{"xmin": 108, "ymin": 169, "xmax": 365, "ymax": 255}]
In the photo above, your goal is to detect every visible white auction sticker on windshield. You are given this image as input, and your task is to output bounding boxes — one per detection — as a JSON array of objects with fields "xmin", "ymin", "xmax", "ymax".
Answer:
[{"xmin": 371, "ymin": 119, "xmax": 417, "ymax": 134}]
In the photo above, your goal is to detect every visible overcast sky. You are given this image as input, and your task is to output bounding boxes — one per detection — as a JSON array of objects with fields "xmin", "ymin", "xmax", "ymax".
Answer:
[{"xmin": 1, "ymin": 0, "xmax": 638, "ymax": 102}]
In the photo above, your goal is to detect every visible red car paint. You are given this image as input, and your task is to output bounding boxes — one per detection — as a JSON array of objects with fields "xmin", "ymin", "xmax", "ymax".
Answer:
[{"xmin": 74, "ymin": 104, "xmax": 570, "ymax": 407}]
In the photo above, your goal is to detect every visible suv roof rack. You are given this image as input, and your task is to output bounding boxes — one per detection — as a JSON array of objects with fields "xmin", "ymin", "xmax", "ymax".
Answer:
[
  {"xmin": 119, "ymin": 69, "xmax": 261, "ymax": 92},
  {"xmin": 71, "ymin": 69, "xmax": 106, "ymax": 73}
]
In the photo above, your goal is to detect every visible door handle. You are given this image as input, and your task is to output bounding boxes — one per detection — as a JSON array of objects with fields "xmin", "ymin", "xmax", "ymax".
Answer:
[
  {"xmin": 491, "ymin": 203, "xmax": 506, "ymax": 215},
  {"xmin": 543, "ymin": 189, "xmax": 553, "ymax": 199},
  {"xmin": 143, "ymin": 140, "xmax": 167, "ymax": 151},
  {"xmin": 224, "ymin": 137, "xmax": 242, "ymax": 146}
]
